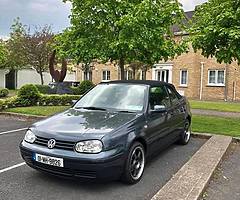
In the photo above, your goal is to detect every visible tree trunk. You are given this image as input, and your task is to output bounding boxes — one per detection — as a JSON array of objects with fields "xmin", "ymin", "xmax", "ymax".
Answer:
[
  {"xmin": 39, "ymin": 71, "xmax": 44, "ymax": 85},
  {"xmin": 119, "ymin": 57, "xmax": 125, "ymax": 80}
]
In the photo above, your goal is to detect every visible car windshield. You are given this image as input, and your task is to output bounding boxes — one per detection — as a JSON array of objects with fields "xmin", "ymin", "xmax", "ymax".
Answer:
[{"xmin": 74, "ymin": 84, "xmax": 148, "ymax": 112}]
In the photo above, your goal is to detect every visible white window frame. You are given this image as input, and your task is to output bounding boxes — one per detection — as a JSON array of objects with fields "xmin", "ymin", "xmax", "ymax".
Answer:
[
  {"xmin": 179, "ymin": 69, "xmax": 188, "ymax": 87},
  {"xmin": 102, "ymin": 70, "xmax": 111, "ymax": 82},
  {"xmin": 152, "ymin": 63, "xmax": 173, "ymax": 83},
  {"xmin": 125, "ymin": 70, "xmax": 133, "ymax": 80},
  {"xmin": 83, "ymin": 71, "xmax": 92, "ymax": 81},
  {"xmin": 207, "ymin": 69, "xmax": 225, "ymax": 87}
]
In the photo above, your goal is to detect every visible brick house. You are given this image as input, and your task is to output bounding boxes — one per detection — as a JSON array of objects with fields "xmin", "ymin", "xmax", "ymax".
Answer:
[{"xmin": 76, "ymin": 11, "xmax": 240, "ymax": 102}]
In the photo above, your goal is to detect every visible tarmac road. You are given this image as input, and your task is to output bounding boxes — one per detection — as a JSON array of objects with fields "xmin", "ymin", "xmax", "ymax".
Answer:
[{"xmin": 0, "ymin": 116, "xmax": 206, "ymax": 200}]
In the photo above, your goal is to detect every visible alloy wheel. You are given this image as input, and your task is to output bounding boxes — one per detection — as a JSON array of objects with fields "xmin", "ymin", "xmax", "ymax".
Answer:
[{"xmin": 129, "ymin": 146, "xmax": 145, "ymax": 180}]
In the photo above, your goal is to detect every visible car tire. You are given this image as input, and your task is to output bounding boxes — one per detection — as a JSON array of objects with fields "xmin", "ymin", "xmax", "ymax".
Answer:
[
  {"xmin": 178, "ymin": 120, "xmax": 191, "ymax": 145},
  {"xmin": 121, "ymin": 142, "xmax": 145, "ymax": 184}
]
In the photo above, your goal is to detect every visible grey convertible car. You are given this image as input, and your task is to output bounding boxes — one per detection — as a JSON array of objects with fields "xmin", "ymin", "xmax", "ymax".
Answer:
[{"xmin": 20, "ymin": 80, "xmax": 191, "ymax": 184}]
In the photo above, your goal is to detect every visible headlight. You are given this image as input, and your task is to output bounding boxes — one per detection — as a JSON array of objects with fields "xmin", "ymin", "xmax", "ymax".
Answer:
[
  {"xmin": 75, "ymin": 140, "xmax": 103, "ymax": 153},
  {"xmin": 24, "ymin": 130, "xmax": 36, "ymax": 144}
]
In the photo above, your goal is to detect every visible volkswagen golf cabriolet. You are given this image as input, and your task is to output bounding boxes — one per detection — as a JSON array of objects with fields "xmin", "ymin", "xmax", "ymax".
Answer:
[{"xmin": 20, "ymin": 80, "xmax": 191, "ymax": 184}]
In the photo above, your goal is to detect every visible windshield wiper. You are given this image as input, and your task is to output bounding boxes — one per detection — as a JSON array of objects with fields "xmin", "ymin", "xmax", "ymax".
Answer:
[
  {"xmin": 116, "ymin": 110, "xmax": 136, "ymax": 113},
  {"xmin": 75, "ymin": 106, "xmax": 106, "ymax": 111}
]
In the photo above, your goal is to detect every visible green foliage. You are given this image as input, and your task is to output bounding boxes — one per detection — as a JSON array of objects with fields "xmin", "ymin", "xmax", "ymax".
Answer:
[
  {"xmin": 1, "ymin": 18, "xmax": 54, "ymax": 85},
  {"xmin": 0, "ymin": 93, "xmax": 80, "ymax": 110},
  {"xmin": 190, "ymin": 0, "xmax": 240, "ymax": 64},
  {"xmin": 1, "ymin": 18, "xmax": 28, "ymax": 70},
  {"xmin": 0, "ymin": 96, "xmax": 18, "ymax": 110},
  {"xmin": 17, "ymin": 84, "xmax": 41, "ymax": 106},
  {"xmin": 39, "ymin": 94, "xmax": 81, "ymax": 106},
  {"xmin": 78, "ymin": 80, "xmax": 95, "ymax": 94},
  {"xmin": 57, "ymin": 0, "xmax": 187, "ymax": 79},
  {"xmin": 0, "ymin": 88, "xmax": 9, "ymax": 97},
  {"xmin": 0, "ymin": 41, "xmax": 7, "ymax": 66},
  {"xmin": 35, "ymin": 84, "xmax": 52, "ymax": 94},
  {"xmin": 70, "ymin": 86, "xmax": 81, "ymax": 95}
]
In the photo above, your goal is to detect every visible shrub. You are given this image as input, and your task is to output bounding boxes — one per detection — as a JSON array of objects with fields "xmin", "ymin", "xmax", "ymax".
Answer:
[
  {"xmin": 70, "ymin": 86, "xmax": 82, "ymax": 95},
  {"xmin": 78, "ymin": 80, "xmax": 95, "ymax": 95},
  {"xmin": 0, "ymin": 88, "xmax": 9, "ymax": 97},
  {"xmin": 0, "ymin": 96, "xmax": 18, "ymax": 110},
  {"xmin": 39, "ymin": 94, "xmax": 81, "ymax": 106},
  {"xmin": 35, "ymin": 85, "xmax": 52, "ymax": 94},
  {"xmin": 17, "ymin": 84, "xmax": 41, "ymax": 106}
]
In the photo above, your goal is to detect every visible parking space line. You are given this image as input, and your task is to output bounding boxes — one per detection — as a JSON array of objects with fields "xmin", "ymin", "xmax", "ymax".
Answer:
[
  {"xmin": 0, "ymin": 128, "xmax": 28, "ymax": 136},
  {"xmin": 0, "ymin": 162, "xmax": 26, "ymax": 174}
]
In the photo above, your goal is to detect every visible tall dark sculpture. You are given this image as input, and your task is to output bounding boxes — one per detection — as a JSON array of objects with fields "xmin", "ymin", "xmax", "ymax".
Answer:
[
  {"xmin": 49, "ymin": 50, "xmax": 67, "ymax": 82},
  {"xmin": 49, "ymin": 50, "xmax": 72, "ymax": 94}
]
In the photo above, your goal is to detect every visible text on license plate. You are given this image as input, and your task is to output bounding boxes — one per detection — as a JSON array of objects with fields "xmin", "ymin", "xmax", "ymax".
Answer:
[{"xmin": 34, "ymin": 153, "xmax": 64, "ymax": 167}]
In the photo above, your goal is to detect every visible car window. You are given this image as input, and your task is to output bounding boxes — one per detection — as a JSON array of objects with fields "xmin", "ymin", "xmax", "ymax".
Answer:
[
  {"xmin": 149, "ymin": 86, "xmax": 171, "ymax": 109},
  {"xmin": 165, "ymin": 86, "xmax": 179, "ymax": 105}
]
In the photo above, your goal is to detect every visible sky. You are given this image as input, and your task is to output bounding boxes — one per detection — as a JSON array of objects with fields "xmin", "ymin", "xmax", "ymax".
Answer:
[{"xmin": 0, "ymin": 0, "xmax": 207, "ymax": 39}]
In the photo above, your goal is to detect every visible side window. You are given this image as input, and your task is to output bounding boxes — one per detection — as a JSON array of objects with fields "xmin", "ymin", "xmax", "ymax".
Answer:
[
  {"xmin": 165, "ymin": 86, "xmax": 179, "ymax": 105},
  {"xmin": 149, "ymin": 86, "xmax": 171, "ymax": 109}
]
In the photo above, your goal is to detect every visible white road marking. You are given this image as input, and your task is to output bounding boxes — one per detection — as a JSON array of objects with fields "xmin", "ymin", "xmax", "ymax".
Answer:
[
  {"xmin": 0, "ymin": 128, "xmax": 28, "ymax": 136},
  {"xmin": 0, "ymin": 162, "xmax": 26, "ymax": 174}
]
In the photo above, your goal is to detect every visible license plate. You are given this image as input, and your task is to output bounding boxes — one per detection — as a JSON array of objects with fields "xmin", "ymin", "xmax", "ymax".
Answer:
[{"xmin": 34, "ymin": 153, "xmax": 64, "ymax": 167}]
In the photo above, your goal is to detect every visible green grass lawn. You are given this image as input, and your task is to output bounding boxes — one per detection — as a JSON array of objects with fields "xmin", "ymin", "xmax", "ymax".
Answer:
[
  {"xmin": 190, "ymin": 100, "xmax": 240, "ymax": 113},
  {"xmin": 6, "ymin": 106, "xmax": 70, "ymax": 116},
  {"xmin": 192, "ymin": 115, "xmax": 240, "ymax": 137}
]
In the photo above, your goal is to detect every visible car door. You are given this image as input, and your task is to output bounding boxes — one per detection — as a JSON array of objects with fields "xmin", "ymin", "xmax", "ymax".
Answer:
[
  {"xmin": 165, "ymin": 85, "xmax": 186, "ymax": 139},
  {"xmin": 144, "ymin": 86, "xmax": 172, "ymax": 154}
]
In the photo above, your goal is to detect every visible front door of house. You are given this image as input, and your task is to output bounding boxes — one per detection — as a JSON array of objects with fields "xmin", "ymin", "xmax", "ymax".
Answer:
[
  {"xmin": 152, "ymin": 64, "xmax": 173, "ymax": 83},
  {"xmin": 156, "ymin": 70, "xmax": 169, "ymax": 83}
]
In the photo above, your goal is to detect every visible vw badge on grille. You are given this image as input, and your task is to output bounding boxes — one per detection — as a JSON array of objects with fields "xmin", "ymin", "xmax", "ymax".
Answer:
[{"xmin": 48, "ymin": 139, "xmax": 56, "ymax": 149}]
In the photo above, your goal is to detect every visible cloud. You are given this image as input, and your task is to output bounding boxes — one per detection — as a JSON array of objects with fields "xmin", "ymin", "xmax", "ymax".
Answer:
[
  {"xmin": 0, "ymin": 35, "xmax": 10, "ymax": 41},
  {"xmin": 0, "ymin": 0, "xmax": 71, "ymax": 37},
  {"xmin": 179, "ymin": 0, "xmax": 208, "ymax": 11}
]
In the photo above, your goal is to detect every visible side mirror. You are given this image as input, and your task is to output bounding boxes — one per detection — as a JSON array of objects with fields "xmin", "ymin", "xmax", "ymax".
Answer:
[{"xmin": 152, "ymin": 105, "xmax": 167, "ymax": 113}]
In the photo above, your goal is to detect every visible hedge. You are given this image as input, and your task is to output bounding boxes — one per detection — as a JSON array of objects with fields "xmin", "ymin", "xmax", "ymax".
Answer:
[
  {"xmin": 0, "ymin": 94, "xmax": 81, "ymax": 110},
  {"xmin": 39, "ymin": 94, "xmax": 81, "ymax": 106}
]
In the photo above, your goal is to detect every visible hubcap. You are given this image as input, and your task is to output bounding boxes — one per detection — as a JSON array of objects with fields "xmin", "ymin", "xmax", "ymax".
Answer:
[
  {"xmin": 130, "ymin": 146, "xmax": 145, "ymax": 180},
  {"xmin": 184, "ymin": 122, "xmax": 191, "ymax": 142}
]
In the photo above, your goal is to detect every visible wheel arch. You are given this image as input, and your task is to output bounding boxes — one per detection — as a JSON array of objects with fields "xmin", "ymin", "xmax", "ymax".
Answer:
[{"xmin": 132, "ymin": 137, "xmax": 148, "ymax": 154}]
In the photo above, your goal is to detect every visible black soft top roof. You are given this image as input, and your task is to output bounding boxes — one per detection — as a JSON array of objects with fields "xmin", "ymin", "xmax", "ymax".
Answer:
[{"xmin": 100, "ymin": 80, "xmax": 173, "ymax": 87}]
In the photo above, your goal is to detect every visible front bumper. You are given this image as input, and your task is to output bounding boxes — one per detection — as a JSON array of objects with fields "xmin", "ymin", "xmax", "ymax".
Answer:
[{"xmin": 20, "ymin": 141, "xmax": 126, "ymax": 180}]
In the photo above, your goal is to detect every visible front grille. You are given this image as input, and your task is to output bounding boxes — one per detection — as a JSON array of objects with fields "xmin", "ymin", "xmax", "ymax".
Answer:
[
  {"xmin": 34, "ymin": 136, "xmax": 75, "ymax": 151},
  {"xmin": 32, "ymin": 162, "xmax": 97, "ymax": 179}
]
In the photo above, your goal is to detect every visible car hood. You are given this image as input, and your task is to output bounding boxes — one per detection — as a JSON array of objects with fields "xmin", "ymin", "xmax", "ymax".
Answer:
[{"xmin": 32, "ymin": 108, "xmax": 138, "ymax": 141}]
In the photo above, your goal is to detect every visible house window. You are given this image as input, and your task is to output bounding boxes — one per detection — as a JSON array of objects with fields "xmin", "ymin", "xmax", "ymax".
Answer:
[
  {"xmin": 125, "ymin": 70, "xmax": 133, "ymax": 80},
  {"xmin": 102, "ymin": 70, "xmax": 110, "ymax": 81},
  {"xmin": 83, "ymin": 71, "xmax": 92, "ymax": 81},
  {"xmin": 180, "ymin": 70, "xmax": 188, "ymax": 86},
  {"xmin": 140, "ymin": 70, "xmax": 146, "ymax": 80},
  {"xmin": 208, "ymin": 70, "xmax": 225, "ymax": 86}
]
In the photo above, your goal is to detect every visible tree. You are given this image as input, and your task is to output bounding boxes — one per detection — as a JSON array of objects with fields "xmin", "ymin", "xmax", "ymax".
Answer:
[
  {"xmin": 0, "ymin": 40, "xmax": 7, "ymax": 66},
  {"xmin": 58, "ymin": 0, "xmax": 187, "ymax": 80},
  {"xmin": 190, "ymin": 0, "xmax": 240, "ymax": 64},
  {"xmin": 24, "ymin": 25, "xmax": 54, "ymax": 85},
  {"xmin": 1, "ymin": 18, "xmax": 28, "ymax": 70}
]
